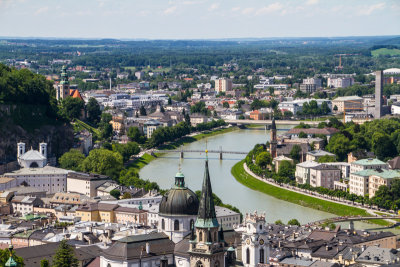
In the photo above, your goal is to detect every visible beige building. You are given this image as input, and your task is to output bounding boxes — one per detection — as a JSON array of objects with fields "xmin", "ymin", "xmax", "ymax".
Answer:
[
  {"xmin": 368, "ymin": 169, "xmax": 400, "ymax": 198},
  {"xmin": 67, "ymin": 172, "xmax": 111, "ymax": 198},
  {"xmin": 349, "ymin": 170, "xmax": 373, "ymax": 196},
  {"xmin": 215, "ymin": 78, "xmax": 232, "ymax": 93},
  {"xmin": 114, "ymin": 206, "xmax": 147, "ymax": 225},
  {"xmin": 309, "ymin": 164, "xmax": 341, "ymax": 189},
  {"xmin": 331, "ymin": 96, "xmax": 363, "ymax": 113}
]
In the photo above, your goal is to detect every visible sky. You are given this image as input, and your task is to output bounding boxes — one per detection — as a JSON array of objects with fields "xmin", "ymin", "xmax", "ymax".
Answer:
[{"xmin": 0, "ymin": 0, "xmax": 399, "ymax": 39}]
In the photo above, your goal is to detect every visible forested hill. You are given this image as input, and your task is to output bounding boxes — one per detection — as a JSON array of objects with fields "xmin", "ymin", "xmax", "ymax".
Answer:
[{"xmin": 0, "ymin": 63, "xmax": 73, "ymax": 161}]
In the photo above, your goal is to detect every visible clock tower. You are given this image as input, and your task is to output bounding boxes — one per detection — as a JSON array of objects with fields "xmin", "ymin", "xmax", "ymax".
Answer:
[{"xmin": 238, "ymin": 212, "xmax": 269, "ymax": 267}]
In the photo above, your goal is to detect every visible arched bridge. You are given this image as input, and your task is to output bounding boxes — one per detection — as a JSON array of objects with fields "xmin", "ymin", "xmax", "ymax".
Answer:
[
  {"xmin": 307, "ymin": 215, "xmax": 399, "ymax": 230},
  {"xmin": 151, "ymin": 149, "xmax": 248, "ymax": 159}
]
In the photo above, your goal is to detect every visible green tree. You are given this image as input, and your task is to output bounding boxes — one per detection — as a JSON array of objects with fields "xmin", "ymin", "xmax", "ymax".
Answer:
[
  {"xmin": 317, "ymin": 155, "xmax": 337, "ymax": 163},
  {"xmin": 81, "ymin": 149, "xmax": 123, "ymax": 180},
  {"xmin": 40, "ymin": 258, "xmax": 49, "ymax": 267},
  {"xmin": 326, "ymin": 133, "xmax": 354, "ymax": 161},
  {"xmin": 59, "ymin": 97, "xmax": 84, "ymax": 120},
  {"xmin": 58, "ymin": 149, "xmax": 85, "ymax": 171},
  {"xmin": 127, "ymin": 127, "xmax": 145, "ymax": 144},
  {"xmin": 287, "ymin": 218, "xmax": 301, "ymax": 226},
  {"xmin": 255, "ymin": 152, "xmax": 272, "ymax": 169},
  {"xmin": 278, "ymin": 160, "xmax": 295, "ymax": 178},
  {"xmin": 98, "ymin": 113, "xmax": 113, "ymax": 140},
  {"xmin": 298, "ymin": 132, "xmax": 308, "ymax": 138},
  {"xmin": 290, "ymin": 145, "xmax": 302, "ymax": 163},
  {"xmin": 112, "ymin": 142, "xmax": 140, "ymax": 162},
  {"xmin": 110, "ymin": 189, "xmax": 121, "ymax": 199},
  {"xmin": 52, "ymin": 240, "xmax": 79, "ymax": 267},
  {"xmin": 86, "ymin": 98, "xmax": 101, "ymax": 125}
]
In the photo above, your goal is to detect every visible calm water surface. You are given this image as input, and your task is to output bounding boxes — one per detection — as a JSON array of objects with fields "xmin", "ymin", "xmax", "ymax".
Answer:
[{"xmin": 140, "ymin": 127, "xmax": 388, "ymax": 230}]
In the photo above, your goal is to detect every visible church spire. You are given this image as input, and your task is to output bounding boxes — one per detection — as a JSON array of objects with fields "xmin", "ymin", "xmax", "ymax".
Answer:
[{"xmin": 195, "ymin": 160, "xmax": 219, "ymax": 228}]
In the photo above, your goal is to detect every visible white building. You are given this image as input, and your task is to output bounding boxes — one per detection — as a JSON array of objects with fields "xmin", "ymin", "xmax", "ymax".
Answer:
[
  {"xmin": 295, "ymin": 161, "xmax": 321, "ymax": 184},
  {"xmin": 4, "ymin": 165, "xmax": 70, "ymax": 194},
  {"xmin": 215, "ymin": 206, "xmax": 241, "ymax": 229},
  {"xmin": 17, "ymin": 142, "xmax": 47, "ymax": 168},
  {"xmin": 328, "ymin": 77, "xmax": 354, "ymax": 88}
]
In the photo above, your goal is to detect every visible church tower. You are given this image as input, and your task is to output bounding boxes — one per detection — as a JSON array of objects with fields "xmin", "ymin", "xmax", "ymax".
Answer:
[
  {"xmin": 57, "ymin": 65, "xmax": 70, "ymax": 100},
  {"xmin": 189, "ymin": 160, "xmax": 225, "ymax": 267},
  {"xmin": 269, "ymin": 117, "xmax": 277, "ymax": 158}
]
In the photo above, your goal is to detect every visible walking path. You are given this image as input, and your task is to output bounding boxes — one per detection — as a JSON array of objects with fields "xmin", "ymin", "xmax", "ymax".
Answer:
[{"xmin": 243, "ymin": 163, "xmax": 397, "ymax": 224}]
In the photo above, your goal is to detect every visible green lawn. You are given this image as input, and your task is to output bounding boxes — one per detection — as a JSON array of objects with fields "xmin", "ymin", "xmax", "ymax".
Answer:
[
  {"xmin": 371, "ymin": 48, "xmax": 400, "ymax": 57},
  {"xmin": 127, "ymin": 153, "xmax": 156, "ymax": 171},
  {"xmin": 231, "ymin": 160, "xmax": 370, "ymax": 217}
]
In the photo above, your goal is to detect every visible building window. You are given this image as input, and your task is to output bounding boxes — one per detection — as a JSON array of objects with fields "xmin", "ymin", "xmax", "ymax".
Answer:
[
  {"xmin": 174, "ymin": 220, "xmax": 179, "ymax": 231},
  {"xmin": 260, "ymin": 248, "xmax": 264, "ymax": 264},
  {"xmin": 246, "ymin": 248, "xmax": 250, "ymax": 264},
  {"xmin": 161, "ymin": 219, "xmax": 165, "ymax": 230}
]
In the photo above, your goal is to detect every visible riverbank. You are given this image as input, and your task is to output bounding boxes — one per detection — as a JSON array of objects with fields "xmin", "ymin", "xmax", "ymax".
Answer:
[{"xmin": 231, "ymin": 160, "xmax": 388, "ymax": 220}]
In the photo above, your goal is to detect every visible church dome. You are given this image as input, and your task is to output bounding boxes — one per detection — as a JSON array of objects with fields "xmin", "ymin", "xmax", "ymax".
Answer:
[{"xmin": 159, "ymin": 172, "xmax": 199, "ymax": 216}]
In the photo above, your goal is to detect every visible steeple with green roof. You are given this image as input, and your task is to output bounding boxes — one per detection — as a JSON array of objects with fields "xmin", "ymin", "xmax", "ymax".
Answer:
[{"xmin": 195, "ymin": 160, "xmax": 219, "ymax": 228}]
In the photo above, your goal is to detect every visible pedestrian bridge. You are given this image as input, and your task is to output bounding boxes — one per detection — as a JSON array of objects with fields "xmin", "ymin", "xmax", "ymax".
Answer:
[
  {"xmin": 151, "ymin": 149, "xmax": 248, "ymax": 159},
  {"xmin": 307, "ymin": 215, "xmax": 399, "ymax": 230}
]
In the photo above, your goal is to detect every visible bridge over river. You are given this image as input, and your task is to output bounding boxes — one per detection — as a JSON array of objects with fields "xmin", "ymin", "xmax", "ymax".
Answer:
[
  {"xmin": 152, "ymin": 148, "xmax": 248, "ymax": 159},
  {"xmin": 307, "ymin": 215, "xmax": 399, "ymax": 230}
]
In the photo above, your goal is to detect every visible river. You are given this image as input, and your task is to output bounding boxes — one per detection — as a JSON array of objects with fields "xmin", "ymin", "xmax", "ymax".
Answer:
[{"xmin": 140, "ymin": 127, "xmax": 383, "ymax": 230}]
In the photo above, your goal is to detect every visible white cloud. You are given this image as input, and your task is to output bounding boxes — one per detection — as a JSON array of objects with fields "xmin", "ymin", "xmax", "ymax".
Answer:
[
  {"xmin": 231, "ymin": 7, "xmax": 240, "ymax": 12},
  {"xmin": 242, "ymin": 7, "xmax": 254, "ymax": 15},
  {"xmin": 163, "ymin": 6, "xmax": 177, "ymax": 15},
  {"xmin": 357, "ymin": 2, "xmax": 385, "ymax": 15},
  {"xmin": 209, "ymin": 3, "xmax": 219, "ymax": 11},
  {"xmin": 305, "ymin": 0, "xmax": 319, "ymax": 6},
  {"xmin": 35, "ymin": 6, "xmax": 49, "ymax": 15},
  {"xmin": 255, "ymin": 2, "xmax": 283, "ymax": 15}
]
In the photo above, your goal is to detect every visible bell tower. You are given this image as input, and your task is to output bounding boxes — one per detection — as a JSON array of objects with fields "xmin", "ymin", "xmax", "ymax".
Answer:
[
  {"xmin": 189, "ymin": 160, "xmax": 225, "ymax": 267},
  {"xmin": 57, "ymin": 65, "xmax": 70, "ymax": 100},
  {"xmin": 269, "ymin": 117, "xmax": 277, "ymax": 158}
]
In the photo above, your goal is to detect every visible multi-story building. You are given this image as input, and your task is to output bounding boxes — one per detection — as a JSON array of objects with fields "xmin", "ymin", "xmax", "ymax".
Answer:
[
  {"xmin": 4, "ymin": 165, "xmax": 70, "ymax": 194},
  {"xmin": 306, "ymin": 150, "xmax": 335, "ymax": 162},
  {"xmin": 67, "ymin": 172, "xmax": 111, "ymax": 198},
  {"xmin": 350, "ymin": 158, "xmax": 388, "ymax": 174},
  {"xmin": 368, "ymin": 169, "xmax": 400, "ymax": 198},
  {"xmin": 303, "ymin": 77, "xmax": 322, "ymax": 89},
  {"xmin": 215, "ymin": 78, "xmax": 232, "ymax": 92},
  {"xmin": 309, "ymin": 164, "xmax": 341, "ymax": 189},
  {"xmin": 215, "ymin": 206, "xmax": 241, "ymax": 229},
  {"xmin": 114, "ymin": 206, "xmax": 148, "ymax": 225},
  {"xmin": 327, "ymin": 77, "xmax": 354, "ymax": 88},
  {"xmin": 295, "ymin": 161, "xmax": 321, "ymax": 184},
  {"xmin": 331, "ymin": 96, "xmax": 363, "ymax": 113}
]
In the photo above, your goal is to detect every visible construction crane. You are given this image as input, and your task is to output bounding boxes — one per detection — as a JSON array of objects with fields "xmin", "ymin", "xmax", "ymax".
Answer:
[{"xmin": 334, "ymin": 54, "xmax": 361, "ymax": 70}]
